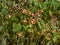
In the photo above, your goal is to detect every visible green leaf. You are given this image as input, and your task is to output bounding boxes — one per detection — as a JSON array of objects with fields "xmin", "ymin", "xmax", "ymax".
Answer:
[
  {"xmin": 26, "ymin": 24, "xmax": 32, "ymax": 29},
  {"xmin": 0, "ymin": 0, "xmax": 4, "ymax": 2},
  {"xmin": 38, "ymin": 22, "xmax": 42, "ymax": 30},
  {"xmin": 38, "ymin": 3, "xmax": 42, "ymax": 9},
  {"xmin": 7, "ymin": 1, "xmax": 13, "ymax": 7},
  {"xmin": 1, "ymin": 8, "xmax": 8, "ymax": 15},
  {"xmin": 31, "ymin": 7, "xmax": 36, "ymax": 13},
  {"xmin": 52, "ymin": 33, "xmax": 59, "ymax": 42},
  {"xmin": 0, "ymin": 5, "xmax": 2, "ymax": 11},
  {"xmin": 46, "ymin": 41, "xmax": 53, "ymax": 45},
  {"xmin": 13, "ymin": 23, "xmax": 22, "ymax": 33},
  {"xmin": 2, "ymin": 38, "xmax": 6, "ymax": 45},
  {"xmin": 11, "ymin": 16, "xmax": 18, "ymax": 21},
  {"xmin": 0, "ymin": 26, "xmax": 3, "ymax": 31}
]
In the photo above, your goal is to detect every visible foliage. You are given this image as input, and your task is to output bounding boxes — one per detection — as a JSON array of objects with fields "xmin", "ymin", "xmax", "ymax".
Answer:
[{"xmin": 0, "ymin": 0, "xmax": 60, "ymax": 45}]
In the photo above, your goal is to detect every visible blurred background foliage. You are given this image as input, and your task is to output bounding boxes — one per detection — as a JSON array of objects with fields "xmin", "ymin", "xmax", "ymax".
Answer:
[{"xmin": 0, "ymin": 0, "xmax": 60, "ymax": 45}]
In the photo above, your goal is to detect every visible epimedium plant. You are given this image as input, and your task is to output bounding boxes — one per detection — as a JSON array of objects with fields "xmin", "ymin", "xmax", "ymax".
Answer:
[{"xmin": 0, "ymin": 0, "xmax": 60, "ymax": 45}]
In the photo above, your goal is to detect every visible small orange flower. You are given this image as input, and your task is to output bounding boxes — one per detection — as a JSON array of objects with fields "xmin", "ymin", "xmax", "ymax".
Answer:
[
  {"xmin": 23, "ymin": 18, "xmax": 27, "ymax": 24},
  {"xmin": 30, "ymin": 19, "xmax": 36, "ymax": 24},
  {"xmin": 8, "ymin": 15, "xmax": 11, "ymax": 19},
  {"xmin": 6, "ymin": 14, "xmax": 11, "ymax": 19},
  {"xmin": 31, "ymin": 13, "xmax": 35, "ymax": 17},
  {"xmin": 53, "ymin": 29, "xmax": 57, "ymax": 32},
  {"xmin": 22, "ymin": 9, "xmax": 28, "ymax": 14},
  {"xmin": 29, "ymin": 12, "xmax": 35, "ymax": 17},
  {"xmin": 21, "ymin": 3, "xmax": 24, "ymax": 6}
]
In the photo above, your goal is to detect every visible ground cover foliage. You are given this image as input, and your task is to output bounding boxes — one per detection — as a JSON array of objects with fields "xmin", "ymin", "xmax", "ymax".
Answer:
[{"xmin": 0, "ymin": 0, "xmax": 60, "ymax": 45}]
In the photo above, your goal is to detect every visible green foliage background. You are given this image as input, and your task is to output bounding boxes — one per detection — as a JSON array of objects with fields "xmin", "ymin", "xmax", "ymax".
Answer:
[{"xmin": 0, "ymin": 0, "xmax": 60, "ymax": 45}]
